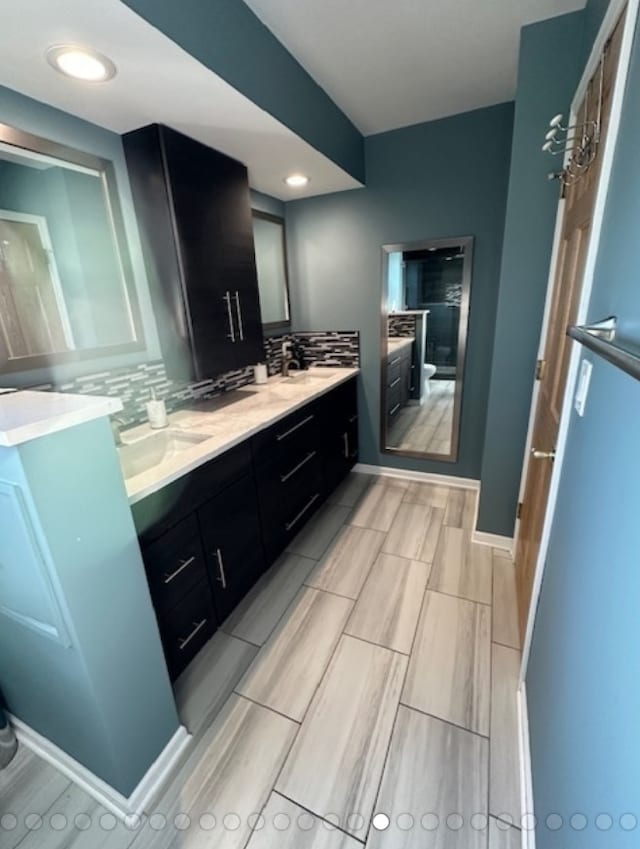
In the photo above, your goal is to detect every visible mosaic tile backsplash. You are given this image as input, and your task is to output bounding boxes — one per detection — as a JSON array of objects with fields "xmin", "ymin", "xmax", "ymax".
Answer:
[
  {"xmin": 29, "ymin": 331, "xmax": 360, "ymax": 426},
  {"xmin": 388, "ymin": 314, "xmax": 417, "ymax": 338}
]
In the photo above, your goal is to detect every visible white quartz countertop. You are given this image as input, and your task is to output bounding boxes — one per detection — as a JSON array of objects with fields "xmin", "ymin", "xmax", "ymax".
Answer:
[
  {"xmin": 122, "ymin": 367, "xmax": 360, "ymax": 505},
  {"xmin": 0, "ymin": 391, "xmax": 123, "ymax": 447},
  {"xmin": 387, "ymin": 336, "xmax": 415, "ymax": 355}
]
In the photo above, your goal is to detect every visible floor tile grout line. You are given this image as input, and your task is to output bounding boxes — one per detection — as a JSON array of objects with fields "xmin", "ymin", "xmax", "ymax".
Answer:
[
  {"xmin": 493, "ymin": 813, "xmax": 523, "ymax": 832},
  {"xmin": 426, "ymin": 585, "xmax": 492, "ymax": 608},
  {"xmin": 492, "ymin": 639, "xmax": 522, "ymax": 652},
  {"xmin": 359, "ymin": 573, "xmax": 432, "ymax": 846},
  {"xmin": 221, "ymin": 630, "xmax": 261, "ymax": 649},
  {"xmin": 273, "ymin": 790, "xmax": 366, "ymax": 845},
  {"xmin": 397, "ymin": 702, "xmax": 490, "ymax": 741},
  {"xmin": 232, "ymin": 692, "xmax": 303, "ymax": 726},
  {"xmin": 9, "ymin": 774, "xmax": 75, "ymax": 849},
  {"xmin": 340, "ymin": 631, "xmax": 410, "ymax": 657}
]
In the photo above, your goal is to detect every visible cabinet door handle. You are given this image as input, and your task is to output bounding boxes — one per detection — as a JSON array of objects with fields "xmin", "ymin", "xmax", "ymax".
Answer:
[
  {"xmin": 281, "ymin": 450, "xmax": 317, "ymax": 483},
  {"xmin": 163, "ymin": 556, "xmax": 195, "ymax": 585},
  {"xmin": 389, "ymin": 377, "xmax": 401, "ymax": 389},
  {"xmin": 276, "ymin": 414, "xmax": 314, "ymax": 442},
  {"xmin": 390, "ymin": 403, "xmax": 400, "ymax": 416},
  {"xmin": 215, "ymin": 548, "xmax": 227, "ymax": 589},
  {"xmin": 234, "ymin": 291, "xmax": 244, "ymax": 341},
  {"xmin": 343, "ymin": 432, "xmax": 349, "ymax": 459},
  {"xmin": 348, "ymin": 414, "xmax": 358, "ymax": 423},
  {"xmin": 285, "ymin": 493, "xmax": 320, "ymax": 532},
  {"xmin": 178, "ymin": 619, "xmax": 207, "ymax": 650},
  {"xmin": 223, "ymin": 291, "xmax": 236, "ymax": 342},
  {"xmin": 389, "ymin": 357, "xmax": 401, "ymax": 366}
]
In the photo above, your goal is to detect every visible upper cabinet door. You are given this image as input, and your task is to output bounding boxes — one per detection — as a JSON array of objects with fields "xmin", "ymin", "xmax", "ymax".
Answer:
[{"xmin": 123, "ymin": 124, "xmax": 264, "ymax": 381}]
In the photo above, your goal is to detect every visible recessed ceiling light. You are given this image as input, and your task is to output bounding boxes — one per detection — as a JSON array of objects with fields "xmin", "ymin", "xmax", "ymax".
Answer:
[
  {"xmin": 46, "ymin": 45, "xmax": 116, "ymax": 82},
  {"xmin": 284, "ymin": 174, "xmax": 309, "ymax": 187}
]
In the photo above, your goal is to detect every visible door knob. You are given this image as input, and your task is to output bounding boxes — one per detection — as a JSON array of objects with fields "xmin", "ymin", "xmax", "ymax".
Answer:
[{"xmin": 531, "ymin": 448, "xmax": 556, "ymax": 461}]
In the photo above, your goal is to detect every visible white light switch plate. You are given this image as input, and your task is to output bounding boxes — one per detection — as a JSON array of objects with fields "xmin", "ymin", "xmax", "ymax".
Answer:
[{"xmin": 574, "ymin": 359, "xmax": 593, "ymax": 416}]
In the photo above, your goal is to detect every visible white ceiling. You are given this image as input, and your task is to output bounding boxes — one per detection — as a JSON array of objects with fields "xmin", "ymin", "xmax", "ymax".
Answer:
[
  {"xmin": 0, "ymin": 0, "xmax": 361, "ymax": 199},
  {"xmin": 245, "ymin": 0, "xmax": 587, "ymax": 135}
]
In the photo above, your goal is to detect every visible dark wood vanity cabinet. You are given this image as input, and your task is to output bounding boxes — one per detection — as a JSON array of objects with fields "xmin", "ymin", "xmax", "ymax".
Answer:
[
  {"xmin": 132, "ymin": 377, "xmax": 358, "ymax": 681},
  {"xmin": 252, "ymin": 400, "xmax": 325, "ymax": 563},
  {"xmin": 322, "ymin": 378, "xmax": 359, "ymax": 495},
  {"xmin": 386, "ymin": 343, "xmax": 413, "ymax": 429},
  {"xmin": 198, "ymin": 475, "xmax": 264, "ymax": 622},
  {"xmin": 123, "ymin": 124, "xmax": 264, "ymax": 382}
]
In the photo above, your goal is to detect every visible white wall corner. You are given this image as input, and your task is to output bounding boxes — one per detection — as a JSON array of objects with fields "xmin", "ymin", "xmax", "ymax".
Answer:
[
  {"xmin": 517, "ymin": 684, "xmax": 536, "ymax": 849},
  {"xmin": 9, "ymin": 714, "xmax": 191, "ymax": 820}
]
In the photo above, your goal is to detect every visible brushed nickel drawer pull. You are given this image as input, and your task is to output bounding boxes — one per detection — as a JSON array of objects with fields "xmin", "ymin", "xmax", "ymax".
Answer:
[
  {"xmin": 343, "ymin": 432, "xmax": 349, "ymax": 458},
  {"xmin": 390, "ymin": 403, "xmax": 400, "ymax": 416},
  {"xmin": 163, "ymin": 556, "xmax": 196, "ymax": 584},
  {"xmin": 276, "ymin": 414, "xmax": 314, "ymax": 442},
  {"xmin": 215, "ymin": 548, "xmax": 227, "ymax": 589},
  {"xmin": 389, "ymin": 377, "xmax": 401, "ymax": 389},
  {"xmin": 234, "ymin": 291, "xmax": 244, "ymax": 341},
  {"xmin": 285, "ymin": 493, "xmax": 320, "ymax": 532},
  {"xmin": 178, "ymin": 619, "xmax": 207, "ymax": 650},
  {"xmin": 281, "ymin": 450, "xmax": 317, "ymax": 483},
  {"xmin": 389, "ymin": 356, "xmax": 401, "ymax": 366},
  {"xmin": 223, "ymin": 291, "xmax": 236, "ymax": 342}
]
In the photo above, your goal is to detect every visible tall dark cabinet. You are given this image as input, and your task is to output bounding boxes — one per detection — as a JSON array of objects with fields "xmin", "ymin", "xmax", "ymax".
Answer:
[{"xmin": 123, "ymin": 124, "xmax": 264, "ymax": 381}]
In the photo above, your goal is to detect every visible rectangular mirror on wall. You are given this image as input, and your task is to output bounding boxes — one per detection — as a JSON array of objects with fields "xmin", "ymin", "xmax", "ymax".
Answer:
[
  {"xmin": 380, "ymin": 236, "xmax": 473, "ymax": 462},
  {"xmin": 0, "ymin": 123, "xmax": 143, "ymax": 373},
  {"xmin": 252, "ymin": 210, "xmax": 291, "ymax": 330}
]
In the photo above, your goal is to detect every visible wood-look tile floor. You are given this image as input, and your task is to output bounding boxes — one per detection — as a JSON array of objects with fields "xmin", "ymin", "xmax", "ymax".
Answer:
[{"xmin": 2, "ymin": 474, "xmax": 523, "ymax": 849}]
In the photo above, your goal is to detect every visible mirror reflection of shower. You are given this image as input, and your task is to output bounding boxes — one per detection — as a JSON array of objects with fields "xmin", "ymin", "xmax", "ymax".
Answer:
[{"xmin": 381, "ymin": 237, "xmax": 473, "ymax": 462}]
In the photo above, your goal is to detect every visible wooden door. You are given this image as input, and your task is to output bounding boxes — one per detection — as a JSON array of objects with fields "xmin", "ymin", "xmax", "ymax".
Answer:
[
  {"xmin": 515, "ymin": 11, "xmax": 625, "ymax": 644},
  {"xmin": 0, "ymin": 217, "xmax": 70, "ymax": 358}
]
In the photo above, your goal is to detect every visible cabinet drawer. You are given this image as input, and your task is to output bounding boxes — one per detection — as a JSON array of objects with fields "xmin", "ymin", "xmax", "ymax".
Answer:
[
  {"xmin": 142, "ymin": 514, "xmax": 207, "ymax": 616},
  {"xmin": 251, "ymin": 402, "xmax": 321, "ymax": 471},
  {"xmin": 259, "ymin": 476, "xmax": 324, "ymax": 563},
  {"xmin": 132, "ymin": 441, "xmax": 252, "ymax": 543},
  {"xmin": 160, "ymin": 580, "xmax": 217, "ymax": 681}
]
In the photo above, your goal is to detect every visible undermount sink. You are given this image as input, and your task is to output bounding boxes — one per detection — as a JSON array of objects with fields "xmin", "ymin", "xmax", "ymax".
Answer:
[
  {"xmin": 282, "ymin": 369, "xmax": 338, "ymax": 383},
  {"xmin": 118, "ymin": 429, "xmax": 209, "ymax": 479}
]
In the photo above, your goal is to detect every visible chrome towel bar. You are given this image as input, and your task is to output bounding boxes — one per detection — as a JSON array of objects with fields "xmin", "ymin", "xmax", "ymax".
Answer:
[{"xmin": 567, "ymin": 316, "xmax": 640, "ymax": 382}]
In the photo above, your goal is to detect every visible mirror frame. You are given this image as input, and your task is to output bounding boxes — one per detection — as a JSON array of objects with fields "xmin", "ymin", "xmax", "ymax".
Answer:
[
  {"xmin": 0, "ymin": 122, "xmax": 145, "ymax": 373},
  {"xmin": 251, "ymin": 209, "xmax": 292, "ymax": 332},
  {"xmin": 380, "ymin": 235, "xmax": 474, "ymax": 463}
]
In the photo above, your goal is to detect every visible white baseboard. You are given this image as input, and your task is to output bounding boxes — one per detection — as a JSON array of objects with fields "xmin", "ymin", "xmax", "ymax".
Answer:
[
  {"xmin": 9, "ymin": 714, "xmax": 191, "ymax": 820},
  {"xmin": 354, "ymin": 463, "xmax": 480, "ymax": 491},
  {"xmin": 517, "ymin": 684, "xmax": 536, "ymax": 849},
  {"xmin": 472, "ymin": 530, "xmax": 514, "ymax": 554}
]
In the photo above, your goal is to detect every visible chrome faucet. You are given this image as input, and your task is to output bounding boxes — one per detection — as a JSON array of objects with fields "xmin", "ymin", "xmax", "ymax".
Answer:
[{"xmin": 281, "ymin": 341, "xmax": 301, "ymax": 377}]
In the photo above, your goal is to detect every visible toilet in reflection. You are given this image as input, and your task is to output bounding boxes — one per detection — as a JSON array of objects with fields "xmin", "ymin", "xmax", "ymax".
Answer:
[{"xmin": 424, "ymin": 363, "xmax": 437, "ymax": 396}]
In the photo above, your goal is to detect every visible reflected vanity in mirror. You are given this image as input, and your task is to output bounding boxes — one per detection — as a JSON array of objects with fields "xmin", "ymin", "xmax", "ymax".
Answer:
[
  {"xmin": 252, "ymin": 210, "xmax": 291, "ymax": 330},
  {"xmin": 381, "ymin": 236, "xmax": 473, "ymax": 461},
  {"xmin": 0, "ymin": 123, "xmax": 143, "ymax": 372}
]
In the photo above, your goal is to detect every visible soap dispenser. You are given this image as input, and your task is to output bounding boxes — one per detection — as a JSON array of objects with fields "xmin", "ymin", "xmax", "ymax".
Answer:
[{"xmin": 146, "ymin": 389, "xmax": 168, "ymax": 429}]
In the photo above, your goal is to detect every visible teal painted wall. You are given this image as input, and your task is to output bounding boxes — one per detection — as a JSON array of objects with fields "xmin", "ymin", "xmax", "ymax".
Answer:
[
  {"xmin": 121, "ymin": 0, "xmax": 365, "ymax": 183},
  {"xmin": 527, "ymin": 7, "xmax": 640, "ymax": 845},
  {"xmin": 0, "ymin": 418, "xmax": 179, "ymax": 794},
  {"xmin": 477, "ymin": 12, "xmax": 586, "ymax": 536},
  {"xmin": 285, "ymin": 103, "xmax": 514, "ymax": 478}
]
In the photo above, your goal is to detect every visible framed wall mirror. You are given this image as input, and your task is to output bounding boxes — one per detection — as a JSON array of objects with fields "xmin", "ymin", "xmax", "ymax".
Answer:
[
  {"xmin": 380, "ymin": 236, "xmax": 473, "ymax": 462},
  {"xmin": 0, "ymin": 123, "xmax": 143, "ymax": 374},
  {"xmin": 252, "ymin": 210, "xmax": 291, "ymax": 330}
]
